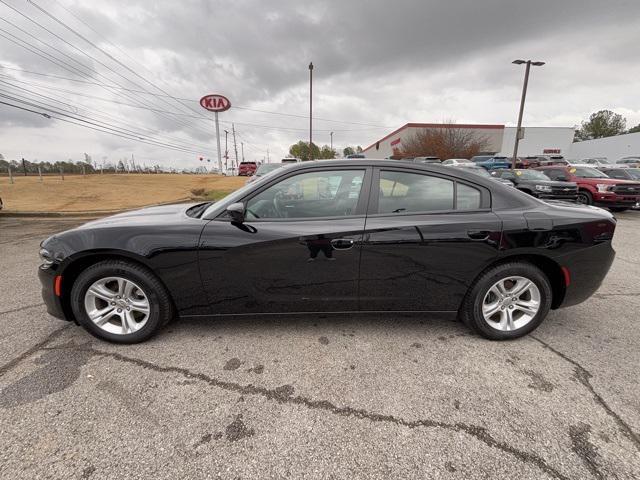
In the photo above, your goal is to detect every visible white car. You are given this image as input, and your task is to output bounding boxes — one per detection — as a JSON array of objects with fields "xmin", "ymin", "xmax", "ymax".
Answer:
[
  {"xmin": 580, "ymin": 158, "xmax": 614, "ymax": 168},
  {"xmin": 442, "ymin": 158, "xmax": 472, "ymax": 166}
]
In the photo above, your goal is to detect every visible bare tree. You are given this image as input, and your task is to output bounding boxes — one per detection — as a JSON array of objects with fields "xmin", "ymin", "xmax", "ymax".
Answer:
[{"xmin": 398, "ymin": 125, "xmax": 489, "ymax": 160}]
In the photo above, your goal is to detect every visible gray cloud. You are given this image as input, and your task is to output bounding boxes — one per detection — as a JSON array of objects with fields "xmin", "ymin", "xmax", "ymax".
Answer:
[{"xmin": 1, "ymin": 0, "xmax": 639, "ymax": 165}]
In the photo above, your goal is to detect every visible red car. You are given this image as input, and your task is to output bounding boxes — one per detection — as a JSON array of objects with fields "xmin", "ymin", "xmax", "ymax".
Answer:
[
  {"xmin": 238, "ymin": 161, "xmax": 258, "ymax": 176},
  {"xmin": 535, "ymin": 165, "xmax": 640, "ymax": 212}
]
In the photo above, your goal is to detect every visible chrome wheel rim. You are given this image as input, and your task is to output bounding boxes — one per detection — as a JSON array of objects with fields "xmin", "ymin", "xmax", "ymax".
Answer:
[
  {"xmin": 84, "ymin": 276, "xmax": 150, "ymax": 335},
  {"xmin": 482, "ymin": 276, "xmax": 541, "ymax": 331}
]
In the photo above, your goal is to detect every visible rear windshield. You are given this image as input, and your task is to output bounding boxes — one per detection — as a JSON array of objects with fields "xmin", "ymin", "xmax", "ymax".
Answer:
[{"xmin": 571, "ymin": 167, "xmax": 608, "ymax": 178}]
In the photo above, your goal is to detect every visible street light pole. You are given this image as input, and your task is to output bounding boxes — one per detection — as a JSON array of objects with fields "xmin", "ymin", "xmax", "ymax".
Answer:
[
  {"xmin": 511, "ymin": 59, "xmax": 545, "ymax": 169},
  {"xmin": 309, "ymin": 62, "xmax": 313, "ymax": 160},
  {"xmin": 330, "ymin": 131, "xmax": 334, "ymax": 152},
  {"xmin": 224, "ymin": 129, "xmax": 229, "ymax": 171}
]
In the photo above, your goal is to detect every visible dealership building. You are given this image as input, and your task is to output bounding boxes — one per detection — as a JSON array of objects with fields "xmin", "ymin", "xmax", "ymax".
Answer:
[{"xmin": 361, "ymin": 123, "xmax": 576, "ymax": 158}]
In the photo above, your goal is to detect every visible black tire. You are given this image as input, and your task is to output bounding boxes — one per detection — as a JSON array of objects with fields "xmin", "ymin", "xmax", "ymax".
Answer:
[
  {"xmin": 609, "ymin": 207, "xmax": 628, "ymax": 212},
  {"xmin": 70, "ymin": 260, "xmax": 174, "ymax": 343},
  {"xmin": 576, "ymin": 190, "xmax": 593, "ymax": 205},
  {"xmin": 459, "ymin": 262, "xmax": 552, "ymax": 340}
]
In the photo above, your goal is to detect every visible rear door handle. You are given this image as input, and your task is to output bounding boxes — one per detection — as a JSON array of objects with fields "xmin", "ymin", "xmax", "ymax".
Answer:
[
  {"xmin": 330, "ymin": 238, "xmax": 355, "ymax": 250},
  {"xmin": 467, "ymin": 230, "xmax": 490, "ymax": 241}
]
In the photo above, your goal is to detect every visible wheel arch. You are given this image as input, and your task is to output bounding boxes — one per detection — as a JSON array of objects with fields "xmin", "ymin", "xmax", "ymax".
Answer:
[
  {"xmin": 59, "ymin": 250, "xmax": 177, "ymax": 323},
  {"xmin": 473, "ymin": 254, "xmax": 566, "ymax": 309}
]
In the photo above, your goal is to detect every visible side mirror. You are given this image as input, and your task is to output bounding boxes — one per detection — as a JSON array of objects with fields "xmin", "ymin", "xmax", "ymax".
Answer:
[{"xmin": 226, "ymin": 202, "xmax": 245, "ymax": 223}]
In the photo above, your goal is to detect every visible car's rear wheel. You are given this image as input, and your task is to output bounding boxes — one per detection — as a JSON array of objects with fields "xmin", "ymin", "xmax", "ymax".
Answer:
[
  {"xmin": 459, "ymin": 262, "xmax": 552, "ymax": 340},
  {"xmin": 71, "ymin": 260, "xmax": 174, "ymax": 343},
  {"xmin": 576, "ymin": 190, "xmax": 593, "ymax": 205}
]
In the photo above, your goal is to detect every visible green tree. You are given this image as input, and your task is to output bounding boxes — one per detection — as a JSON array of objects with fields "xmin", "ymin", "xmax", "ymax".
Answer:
[
  {"xmin": 628, "ymin": 124, "xmax": 640, "ymax": 134},
  {"xmin": 318, "ymin": 145, "xmax": 336, "ymax": 159},
  {"xmin": 574, "ymin": 110, "xmax": 627, "ymax": 141},
  {"xmin": 289, "ymin": 141, "xmax": 321, "ymax": 161},
  {"xmin": 343, "ymin": 146, "xmax": 355, "ymax": 156}
]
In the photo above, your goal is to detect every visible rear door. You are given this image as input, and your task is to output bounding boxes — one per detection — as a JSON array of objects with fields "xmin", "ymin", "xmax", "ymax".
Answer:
[
  {"xmin": 358, "ymin": 167, "xmax": 501, "ymax": 312},
  {"xmin": 198, "ymin": 167, "xmax": 372, "ymax": 314}
]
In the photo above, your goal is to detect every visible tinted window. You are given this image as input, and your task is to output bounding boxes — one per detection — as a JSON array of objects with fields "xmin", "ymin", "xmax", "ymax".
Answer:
[
  {"xmin": 605, "ymin": 169, "xmax": 627, "ymax": 179},
  {"xmin": 571, "ymin": 167, "xmax": 608, "ymax": 178},
  {"xmin": 378, "ymin": 171, "xmax": 454, "ymax": 213},
  {"xmin": 457, "ymin": 183, "xmax": 481, "ymax": 210},
  {"xmin": 246, "ymin": 170, "xmax": 364, "ymax": 219}
]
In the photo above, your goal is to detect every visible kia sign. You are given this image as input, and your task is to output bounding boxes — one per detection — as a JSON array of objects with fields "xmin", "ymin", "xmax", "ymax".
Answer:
[{"xmin": 200, "ymin": 94, "xmax": 231, "ymax": 112}]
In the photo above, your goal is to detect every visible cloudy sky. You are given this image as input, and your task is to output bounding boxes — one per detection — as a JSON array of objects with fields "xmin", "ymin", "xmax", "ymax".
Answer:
[{"xmin": 1, "ymin": 0, "xmax": 640, "ymax": 169}]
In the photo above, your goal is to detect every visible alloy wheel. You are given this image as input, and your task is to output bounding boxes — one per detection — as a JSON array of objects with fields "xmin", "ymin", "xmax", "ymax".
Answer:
[
  {"xmin": 481, "ymin": 276, "xmax": 541, "ymax": 331},
  {"xmin": 84, "ymin": 276, "xmax": 150, "ymax": 335}
]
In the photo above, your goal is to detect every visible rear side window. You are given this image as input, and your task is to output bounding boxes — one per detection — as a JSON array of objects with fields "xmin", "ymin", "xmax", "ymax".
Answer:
[{"xmin": 377, "ymin": 171, "xmax": 481, "ymax": 214}]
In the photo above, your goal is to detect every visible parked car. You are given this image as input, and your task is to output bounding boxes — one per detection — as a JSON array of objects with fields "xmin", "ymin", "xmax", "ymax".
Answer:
[
  {"xmin": 617, "ymin": 157, "xmax": 640, "ymax": 167},
  {"xmin": 448, "ymin": 164, "xmax": 514, "ymax": 187},
  {"xmin": 281, "ymin": 157, "xmax": 300, "ymax": 164},
  {"xmin": 39, "ymin": 160, "xmax": 617, "ymax": 343},
  {"xmin": 238, "ymin": 161, "xmax": 258, "ymax": 176},
  {"xmin": 470, "ymin": 155, "xmax": 511, "ymax": 170},
  {"xmin": 535, "ymin": 165, "xmax": 640, "ymax": 211},
  {"xmin": 346, "ymin": 154, "xmax": 366, "ymax": 159},
  {"xmin": 515, "ymin": 156, "xmax": 542, "ymax": 169},
  {"xmin": 598, "ymin": 167, "xmax": 640, "ymax": 181},
  {"xmin": 412, "ymin": 156, "xmax": 441, "ymax": 164},
  {"xmin": 442, "ymin": 158, "xmax": 472, "ymax": 166},
  {"xmin": 538, "ymin": 155, "xmax": 568, "ymax": 167},
  {"xmin": 245, "ymin": 163, "xmax": 283, "ymax": 184},
  {"xmin": 492, "ymin": 169, "xmax": 578, "ymax": 201},
  {"xmin": 580, "ymin": 158, "xmax": 615, "ymax": 168}
]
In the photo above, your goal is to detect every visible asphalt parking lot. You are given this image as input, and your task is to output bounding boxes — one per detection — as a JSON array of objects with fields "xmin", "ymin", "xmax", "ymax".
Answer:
[{"xmin": 0, "ymin": 214, "xmax": 639, "ymax": 480}]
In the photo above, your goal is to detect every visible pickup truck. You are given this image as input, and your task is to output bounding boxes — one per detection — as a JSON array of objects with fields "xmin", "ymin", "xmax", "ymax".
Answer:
[
  {"xmin": 470, "ymin": 155, "xmax": 511, "ymax": 170},
  {"xmin": 535, "ymin": 165, "xmax": 640, "ymax": 212}
]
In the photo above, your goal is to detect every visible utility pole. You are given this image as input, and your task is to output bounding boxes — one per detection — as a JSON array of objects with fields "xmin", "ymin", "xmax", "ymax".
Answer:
[
  {"xmin": 511, "ymin": 59, "xmax": 545, "ymax": 169},
  {"xmin": 241, "ymin": 142, "xmax": 245, "ymax": 162},
  {"xmin": 224, "ymin": 129, "xmax": 229, "ymax": 170},
  {"xmin": 8, "ymin": 164, "xmax": 13, "ymax": 184},
  {"xmin": 266, "ymin": 148, "xmax": 270, "ymax": 163},
  {"xmin": 232, "ymin": 123, "xmax": 239, "ymax": 169},
  {"xmin": 22, "ymin": 157, "xmax": 27, "ymax": 176},
  {"xmin": 330, "ymin": 131, "xmax": 334, "ymax": 152},
  {"xmin": 309, "ymin": 62, "xmax": 314, "ymax": 160}
]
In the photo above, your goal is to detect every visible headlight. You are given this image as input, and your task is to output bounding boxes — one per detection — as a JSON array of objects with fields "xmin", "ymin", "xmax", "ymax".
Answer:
[
  {"xmin": 596, "ymin": 184, "xmax": 611, "ymax": 193},
  {"xmin": 535, "ymin": 185, "xmax": 553, "ymax": 192},
  {"xmin": 39, "ymin": 248, "xmax": 54, "ymax": 266}
]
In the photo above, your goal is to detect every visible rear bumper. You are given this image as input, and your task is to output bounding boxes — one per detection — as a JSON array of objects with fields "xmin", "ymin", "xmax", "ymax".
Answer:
[
  {"xmin": 557, "ymin": 241, "xmax": 615, "ymax": 308},
  {"xmin": 37, "ymin": 266, "xmax": 68, "ymax": 320}
]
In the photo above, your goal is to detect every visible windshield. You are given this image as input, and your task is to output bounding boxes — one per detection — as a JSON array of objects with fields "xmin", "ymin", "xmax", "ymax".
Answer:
[
  {"xmin": 256, "ymin": 163, "xmax": 281, "ymax": 175},
  {"xmin": 516, "ymin": 170, "xmax": 550, "ymax": 180},
  {"xmin": 571, "ymin": 167, "xmax": 609, "ymax": 178},
  {"xmin": 626, "ymin": 169, "xmax": 640, "ymax": 179}
]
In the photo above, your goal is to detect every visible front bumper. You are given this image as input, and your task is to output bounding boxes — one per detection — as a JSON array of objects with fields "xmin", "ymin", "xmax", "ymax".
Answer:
[
  {"xmin": 593, "ymin": 192, "xmax": 640, "ymax": 207},
  {"xmin": 37, "ymin": 265, "xmax": 68, "ymax": 320},
  {"xmin": 537, "ymin": 193, "xmax": 578, "ymax": 201}
]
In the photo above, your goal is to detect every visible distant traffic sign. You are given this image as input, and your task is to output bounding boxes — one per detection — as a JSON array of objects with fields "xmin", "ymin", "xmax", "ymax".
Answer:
[{"xmin": 199, "ymin": 94, "xmax": 231, "ymax": 112}]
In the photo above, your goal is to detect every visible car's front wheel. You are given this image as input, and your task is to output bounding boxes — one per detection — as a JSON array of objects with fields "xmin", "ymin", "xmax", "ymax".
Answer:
[
  {"xmin": 576, "ymin": 190, "xmax": 593, "ymax": 205},
  {"xmin": 459, "ymin": 262, "xmax": 552, "ymax": 340},
  {"xmin": 70, "ymin": 260, "xmax": 174, "ymax": 343}
]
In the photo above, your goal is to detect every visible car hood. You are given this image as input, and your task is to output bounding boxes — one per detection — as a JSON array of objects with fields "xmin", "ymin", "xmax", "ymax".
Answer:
[{"xmin": 75, "ymin": 202, "xmax": 198, "ymax": 229}]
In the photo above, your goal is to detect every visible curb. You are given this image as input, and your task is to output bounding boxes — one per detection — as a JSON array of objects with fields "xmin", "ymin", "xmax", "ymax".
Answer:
[{"xmin": 0, "ymin": 198, "xmax": 194, "ymax": 218}]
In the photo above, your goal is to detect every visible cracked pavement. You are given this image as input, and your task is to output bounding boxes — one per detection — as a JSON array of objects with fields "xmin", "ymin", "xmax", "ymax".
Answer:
[{"xmin": 0, "ymin": 215, "xmax": 639, "ymax": 479}]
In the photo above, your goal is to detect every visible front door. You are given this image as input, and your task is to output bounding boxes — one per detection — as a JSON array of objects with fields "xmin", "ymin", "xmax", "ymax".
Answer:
[
  {"xmin": 198, "ymin": 167, "xmax": 371, "ymax": 315},
  {"xmin": 358, "ymin": 168, "xmax": 501, "ymax": 312}
]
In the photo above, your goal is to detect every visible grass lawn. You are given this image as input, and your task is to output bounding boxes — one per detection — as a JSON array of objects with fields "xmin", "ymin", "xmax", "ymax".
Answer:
[{"xmin": 0, "ymin": 174, "xmax": 246, "ymax": 212}]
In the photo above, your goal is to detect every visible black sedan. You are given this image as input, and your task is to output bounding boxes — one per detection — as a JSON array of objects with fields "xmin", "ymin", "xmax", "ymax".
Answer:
[
  {"xmin": 39, "ymin": 160, "xmax": 616, "ymax": 343},
  {"xmin": 491, "ymin": 169, "xmax": 578, "ymax": 201}
]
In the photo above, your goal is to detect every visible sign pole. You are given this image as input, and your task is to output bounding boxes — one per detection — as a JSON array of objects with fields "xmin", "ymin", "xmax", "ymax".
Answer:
[{"xmin": 214, "ymin": 111, "xmax": 222, "ymax": 173}]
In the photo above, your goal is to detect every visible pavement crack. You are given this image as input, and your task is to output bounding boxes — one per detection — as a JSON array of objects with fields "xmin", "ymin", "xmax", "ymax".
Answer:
[
  {"xmin": 531, "ymin": 335, "xmax": 640, "ymax": 453},
  {"xmin": 57, "ymin": 345, "xmax": 569, "ymax": 480},
  {"xmin": 0, "ymin": 324, "xmax": 71, "ymax": 377},
  {"xmin": 0, "ymin": 302, "xmax": 45, "ymax": 316}
]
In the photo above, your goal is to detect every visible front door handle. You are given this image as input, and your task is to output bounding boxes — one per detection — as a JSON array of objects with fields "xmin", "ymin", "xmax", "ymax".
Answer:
[
  {"xmin": 331, "ymin": 238, "xmax": 355, "ymax": 250},
  {"xmin": 467, "ymin": 230, "xmax": 490, "ymax": 241}
]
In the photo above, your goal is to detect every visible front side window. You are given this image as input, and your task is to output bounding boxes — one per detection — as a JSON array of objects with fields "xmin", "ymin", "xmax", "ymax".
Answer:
[{"xmin": 245, "ymin": 169, "xmax": 364, "ymax": 219}]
